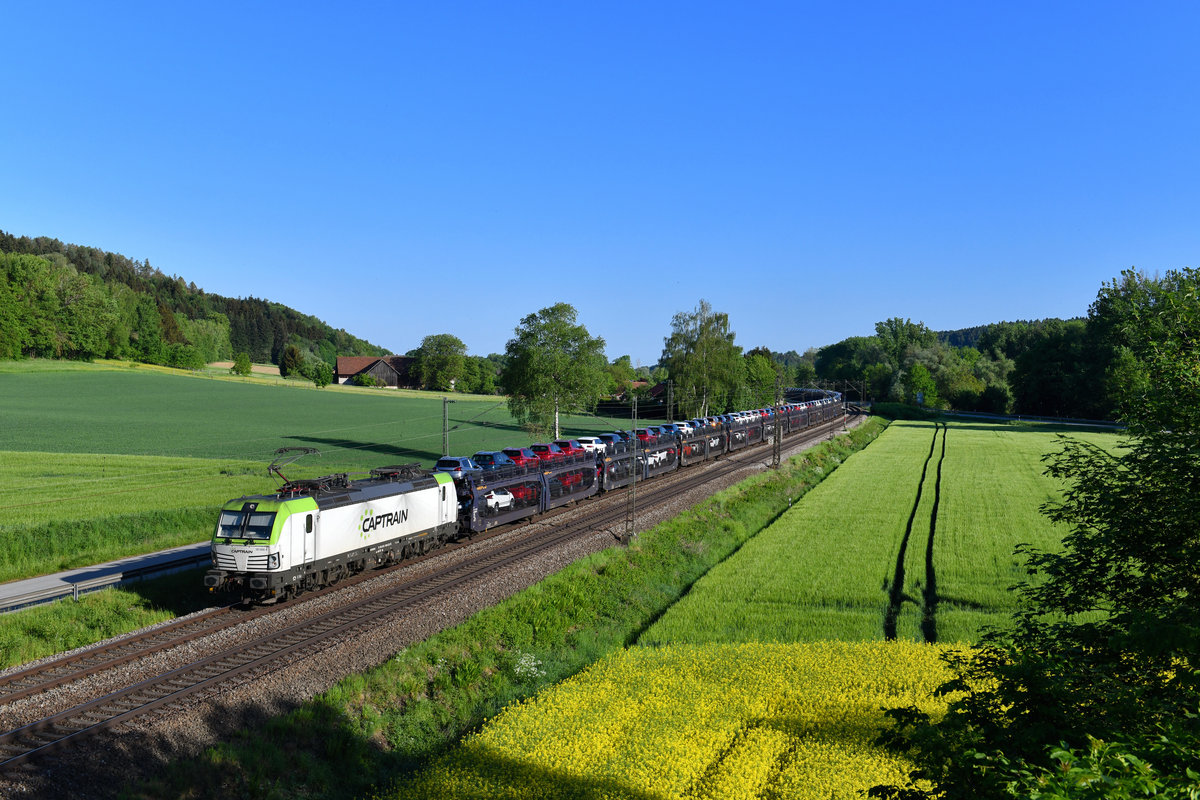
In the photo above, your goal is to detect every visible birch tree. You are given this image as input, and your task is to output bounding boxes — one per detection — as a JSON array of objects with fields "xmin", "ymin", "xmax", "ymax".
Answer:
[{"xmin": 660, "ymin": 299, "xmax": 743, "ymax": 417}]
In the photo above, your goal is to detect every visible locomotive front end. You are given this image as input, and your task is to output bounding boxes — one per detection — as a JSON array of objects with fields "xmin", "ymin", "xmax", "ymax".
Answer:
[{"xmin": 204, "ymin": 495, "xmax": 316, "ymax": 603}]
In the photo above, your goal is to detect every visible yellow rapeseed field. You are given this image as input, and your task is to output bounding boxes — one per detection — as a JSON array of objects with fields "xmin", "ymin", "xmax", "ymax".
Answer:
[{"xmin": 390, "ymin": 640, "xmax": 956, "ymax": 799}]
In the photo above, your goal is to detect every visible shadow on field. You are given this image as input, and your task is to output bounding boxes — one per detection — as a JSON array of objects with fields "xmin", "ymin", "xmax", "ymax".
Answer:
[
  {"xmin": 291, "ymin": 435, "xmax": 440, "ymax": 465},
  {"xmin": 127, "ymin": 568, "xmax": 220, "ymax": 617},
  {"xmin": 884, "ymin": 424, "xmax": 941, "ymax": 641},
  {"xmin": 921, "ymin": 424, "xmax": 947, "ymax": 644},
  {"xmin": 931, "ymin": 422, "xmax": 1118, "ymax": 435},
  {"xmin": 934, "ymin": 595, "xmax": 993, "ymax": 611},
  {"xmin": 452, "ymin": 418, "xmax": 527, "ymax": 435},
  {"xmin": 33, "ymin": 691, "xmax": 661, "ymax": 800}
]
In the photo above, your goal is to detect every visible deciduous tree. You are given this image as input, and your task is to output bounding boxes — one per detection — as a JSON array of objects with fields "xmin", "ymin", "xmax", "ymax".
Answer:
[
  {"xmin": 743, "ymin": 353, "xmax": 778, "ymax": 408},
  {"xmin": 311, "ymin": 361, "xmax": 333, "ymax": 388},
  {"xmin": 500, "ymin": 303, "xmax": 608, "ymax": 439},
  {"xmin": 414, "ymin": 333, "xmax": 467, "ymax": 391},
  {"xmin": 660, "ymin": 299, "xmax": 743, "ymax": 417},
  {"xmin": 607, "ymin": 355, "xmax": 637, "ymax": 396},
  {"xmin": 874, "ymin": 317, "xmax": 936, "ymax": 364}
]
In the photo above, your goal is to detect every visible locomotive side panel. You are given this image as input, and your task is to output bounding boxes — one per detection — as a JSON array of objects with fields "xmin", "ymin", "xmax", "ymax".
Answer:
[{"xmin": 315, "ymin": 487, "xmax": 438, "ymax": 561}]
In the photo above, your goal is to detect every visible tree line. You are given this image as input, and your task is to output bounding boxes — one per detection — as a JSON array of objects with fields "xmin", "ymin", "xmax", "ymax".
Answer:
[
  {"xmin": 814, "ymin": 315, "xmax": 1118, "ymax": 419},
  {"xmin": 495, "ymin": 300, "xmax": 822, "ymax": 437},
  {"xmin": 0, "ymin": 229, "xmax": 1151, "ymax": 423}
]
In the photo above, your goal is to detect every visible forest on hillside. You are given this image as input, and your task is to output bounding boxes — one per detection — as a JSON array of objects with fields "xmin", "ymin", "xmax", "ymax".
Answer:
[{"xmin": 0, "ymin": 231, "xmax": 386, "ymax": 369}]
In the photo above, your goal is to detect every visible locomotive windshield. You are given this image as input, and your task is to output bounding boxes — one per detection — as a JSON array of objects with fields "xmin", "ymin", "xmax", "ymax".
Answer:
[{"xmin": 217, "ymin": 509, "xmax": 277, "ymax": 540}]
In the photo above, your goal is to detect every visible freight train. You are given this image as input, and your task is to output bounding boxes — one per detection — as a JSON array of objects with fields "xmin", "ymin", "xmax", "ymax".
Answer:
[{"xmin": 204, "ymin": 391, "xmax": 843, "ymax": 603}]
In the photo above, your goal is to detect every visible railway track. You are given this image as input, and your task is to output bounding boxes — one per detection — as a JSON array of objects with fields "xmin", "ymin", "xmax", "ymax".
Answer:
[{"xmin": 0, "ymin": 414, "xmax": 850, "ymax": 772}]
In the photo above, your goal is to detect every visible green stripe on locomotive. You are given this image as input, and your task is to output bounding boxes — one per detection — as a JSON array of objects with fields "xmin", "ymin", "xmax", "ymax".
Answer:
[{"xmin": 213, "ymin": 496, "xmax": 318, "ymax": 546}]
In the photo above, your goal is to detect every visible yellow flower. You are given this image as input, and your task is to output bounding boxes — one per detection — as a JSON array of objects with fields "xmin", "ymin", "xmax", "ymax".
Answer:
[{"xmin": 393, "ymin": 641, "xmax": 954, "ymax": 799}]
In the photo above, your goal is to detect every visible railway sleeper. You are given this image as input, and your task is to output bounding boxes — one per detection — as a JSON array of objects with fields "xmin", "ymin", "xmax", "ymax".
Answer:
[{"xmin": 55, "ymin": 721, "xmax": 95, "ymax": 733}]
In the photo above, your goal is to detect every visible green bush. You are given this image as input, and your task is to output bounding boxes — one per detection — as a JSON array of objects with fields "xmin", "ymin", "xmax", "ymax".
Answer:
[
  {"xmin": 230, "ymin": 352, "xmax": 252, "ymax": 376},
  {"xmin": 350, "ymin": 373, "xmax": 386, "ymax": 388},
  {"xmin": 311, "ymin": 362, "xmax": 333, "ymax": 388}
]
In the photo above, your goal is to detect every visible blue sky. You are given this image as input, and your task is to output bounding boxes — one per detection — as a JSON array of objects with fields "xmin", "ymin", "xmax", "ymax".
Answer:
[{"xmin": 3, "ymin": 2, "xmax": 1197, "ymax": 365}]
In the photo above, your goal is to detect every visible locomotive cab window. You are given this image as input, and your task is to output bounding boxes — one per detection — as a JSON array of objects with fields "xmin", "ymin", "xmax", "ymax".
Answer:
[
  {"xmin": 216, "ymin": 509, "xmax": 277, "ymax": 540},
  {"xmin": 306, "ymin": 514, "xmax": 313, "ymax": 533}
]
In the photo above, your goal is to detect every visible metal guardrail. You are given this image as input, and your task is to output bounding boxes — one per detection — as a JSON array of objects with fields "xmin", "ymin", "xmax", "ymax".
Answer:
[{"xmin": 0, "ymin": 550, "xmax": 212, "ymax": 615}]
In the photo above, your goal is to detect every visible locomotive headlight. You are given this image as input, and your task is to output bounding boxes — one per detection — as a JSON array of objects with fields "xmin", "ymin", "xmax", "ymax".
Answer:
[{"xmin": 267, "ymin": 552, "xmax": 280, "ymax": 570}]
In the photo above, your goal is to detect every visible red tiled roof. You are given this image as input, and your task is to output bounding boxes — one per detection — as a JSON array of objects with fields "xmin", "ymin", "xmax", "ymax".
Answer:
[
  {"xmin": 335, "ymin": 355, "xmax": 417, "ymax": 384},
  {"xmin": 335, "ymin": 356, "xmax": 382, "ymax": 377}
]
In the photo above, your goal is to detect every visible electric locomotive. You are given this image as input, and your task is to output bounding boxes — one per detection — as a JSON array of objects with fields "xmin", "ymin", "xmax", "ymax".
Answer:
[{"xmin": 204, "ymin": 452, "xmax": 457, "ymax": 603}]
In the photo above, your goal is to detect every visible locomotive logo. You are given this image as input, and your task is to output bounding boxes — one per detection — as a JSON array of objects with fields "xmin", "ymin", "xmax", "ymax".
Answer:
[{"xmin": 359, "ymin": 506, "xmax": 409, "ymax": 539}]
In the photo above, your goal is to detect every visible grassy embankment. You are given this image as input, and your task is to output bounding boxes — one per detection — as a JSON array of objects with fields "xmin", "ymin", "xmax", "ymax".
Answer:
[
  {"xmin": 129, "ymin": 418, "xmax": 887, "ymax": 800},
  {"xmin": 390, "ymin": 420, "xmax": 1124, "ymax": 799},
  {"xmin": 0, "ymin": 569, "xmax": 215, "ymax": 669}
]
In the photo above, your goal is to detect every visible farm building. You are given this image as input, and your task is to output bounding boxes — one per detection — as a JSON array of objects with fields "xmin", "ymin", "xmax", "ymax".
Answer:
[{"xmin": 335, "ymin": 356, "xmax": 419, "ymax": 388}]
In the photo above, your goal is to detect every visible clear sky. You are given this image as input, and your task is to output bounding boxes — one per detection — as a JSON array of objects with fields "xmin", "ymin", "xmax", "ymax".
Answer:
[{"xmin": 3, "ymin": 2, "xmax": 1197, "ymax": 366}]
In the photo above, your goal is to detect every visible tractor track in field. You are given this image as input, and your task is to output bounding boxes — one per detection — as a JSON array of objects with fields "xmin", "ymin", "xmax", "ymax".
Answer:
[
  {"xmin": 884, "ymin": 422, "xmax": 945, "ymax": 641},
  {"xmin": 921, "ymin": 424, "xmax": 947, "ymax": 643},
  {"xmin": 0, "ymin": 415, "xmax": 853, "ymax": 797}
]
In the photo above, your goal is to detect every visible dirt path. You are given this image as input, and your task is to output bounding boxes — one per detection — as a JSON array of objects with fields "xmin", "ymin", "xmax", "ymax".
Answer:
[{"xmin": 207, "ymin": 361, "xmax": 280, "ymax": 376}]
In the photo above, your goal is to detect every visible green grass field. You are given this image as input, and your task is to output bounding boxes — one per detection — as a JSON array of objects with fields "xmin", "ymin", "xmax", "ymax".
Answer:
[
  {"xmin": 931, "ymin": 422, "xmax": 1118, "ymax": 641},
  {"xmin": 0, "ymin": 359, "xmax": 646, "ymax": 470},
  {"xmin": 0, "ymin": 451, "xmax": 277, "ymax": 581},
  {"xmin": 0, "ymin": 359, "xmax": 662, "ymax": 581},
  {"xmin": 639, "ymin": 420, "xmax": 1123, "ymax": 646},
  {"xmin": 639, "ymin": 420, "xmax": 932, "ymax": 644}
]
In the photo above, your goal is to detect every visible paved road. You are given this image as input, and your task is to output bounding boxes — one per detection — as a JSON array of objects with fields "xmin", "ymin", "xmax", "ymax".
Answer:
[{"xmin": 0, "ymin": 541, "xmax": 210, "ymax": 614}]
